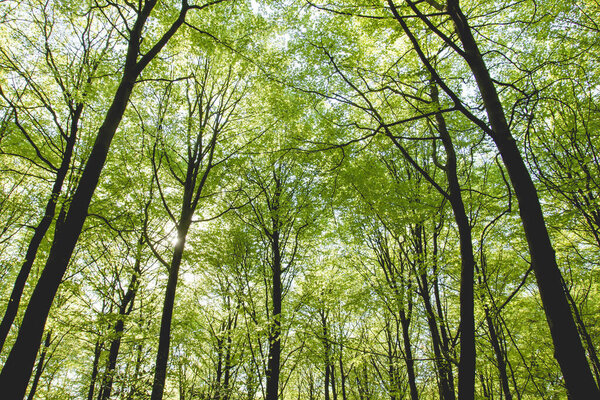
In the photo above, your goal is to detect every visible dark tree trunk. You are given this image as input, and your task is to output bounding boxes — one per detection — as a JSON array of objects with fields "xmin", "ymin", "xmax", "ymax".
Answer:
[
  {"xmin": 0, "ymin": 73, "xmax": 136, "ymax": 398},
  {"xmin": 265, "ymin": 226, "xmax": 282, "ymax": 400},
  {"xmin": 324, "ymin": 361, "xmax": 330, "ymax": 400},
  {"xmin": 265, "ymin": 174, "xmax": 283, "ymax": 400},
  {"xmin": 0, "ymin": 2, "xmax": 187, "ymax": 396},
  {"xmin": 418, "ymin": 273, "xmax": 455, "ymax": 400},
  {"xmin": 339, "ymin": 355, "xmax": 347, "ymax": 400},
  {"xmin": 444, "ymin": 2, "xmax": 599, "ymax": 397},
  {"xmin": 431, "ymin": 84, "xmax": 477, "ymax": 400},
  {"xmin": 563, "ymin": 278, "xmax": 600, "ymax": 386},
  {"xmin": 150, "ymin": 217, "xmax": 191, "ymax": 400},
  {"xmin": 330, "ymin": 363, "xmax": 337, "ymax": 400},
  {"xmin": 216, "ymin": 334, "xmax": 224, "ymax": 399},
  {"xmin": 98, "ymin": 261, "xmax": 140, "ymax": 400},
  {"xmin": 223, "ymin": 325, "xmax": 234, "ymax": 400},
  {"xmin": 432, "ymin": 231, "xmax": 456, "ymax": 397},
  {"xmin": 399, "ymin": 309, "xmax": 419, "ymax": 400},
  {"xmin": 484, "ymin": 309, "xmax": 512, "ymax": 400},
  {"xmin": 322, "ymin": 311, "xmax": 331, "ymax": 400},
  {"xmin": 87, "ymin": 340, "xmax": 103, "ymax": 400},
  {"xmin": 26, "ymin": 331, "xmax": 51, "ymax": 400},
  {"xmin": 0, "ymin": 105, "xmax": 80, "ymax": 353}
]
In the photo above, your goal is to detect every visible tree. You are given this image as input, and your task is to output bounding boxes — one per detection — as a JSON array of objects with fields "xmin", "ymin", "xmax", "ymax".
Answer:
[
  {"xmin": 0, "ymin": 0, "xmax": 220, "ymax": 396},
  {"xmin": 145, "ymin": 56, "xmax": 250, "ymax": 399}
]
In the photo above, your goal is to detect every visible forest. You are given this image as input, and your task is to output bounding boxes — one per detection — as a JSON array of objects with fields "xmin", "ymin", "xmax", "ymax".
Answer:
[{"xmin": 1, "ymin": 0, "xmax": 599, "ymax": 399}]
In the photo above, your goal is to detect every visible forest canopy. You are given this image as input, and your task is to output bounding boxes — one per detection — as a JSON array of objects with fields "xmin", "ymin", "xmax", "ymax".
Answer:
[{"xmin": 1, "ymin": 0, "xmax": 600, "ymax": 399}]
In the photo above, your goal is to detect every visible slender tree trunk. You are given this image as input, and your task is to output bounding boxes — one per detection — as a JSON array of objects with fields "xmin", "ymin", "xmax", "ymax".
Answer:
[
  {"xmin": 265, "ymin": 173, "xmax": 283, "ymax": 400},
  {"xmin": 324, "ymin": 360, "xmax": 330, "ymax": 400},
  {"xmin": 418, "ymin": 274, "xmax": 455, "ymax": 400},
  {"xmin": 432, "ymin": 232, "xmax": 456, "ymax": 397},
  {"xmin": 431, "ymin": 83, "xmax": 477, "ymax": 400},
  {"xmin": 265, "ymin": 226, "xmax": 282, "ymax": 400},
  {"xmin": 330, "ymin": 363, "xmax": 337, "ymax": 400},
  {"xmin": 484, "ymin": 308, "xmax": 512, "ymax": 400},
  {"xmin": 127, "ymin": 343, "xmax": 144, "ymax": 400},
  {"xmin": 150, "ymin": 216, "xmax": 191, "ymax": 400},
  {"xmin": 26, "ymin": 331, "xmax": 51, "ymax": 400},
  {"xmin": 0, "ymin": 4, "xmax": 186, "ymax": 396},
  {"xmin": 98, "ymin": 264, "xmax": 140, "ymax": 400},
  {"xmin": 444, "ymin": 2, "xmax": 599, "ymax": 397},
  {"xmin": 0, "ymin": 106, "xmax": 79, "ymax": 353},
  {"xmin": 339, "ymin": 355, "xmax": 347, "ymax": 400},
  {"xmin": 399, "ymin": 309, "xmax": 419, "ymax": 400},
  {"xmin": 223, "ymin": 328, "xmax": 233, "ymax": 400},
  {"xmin": 87, "ymin": 340, "xmax": 103, "ymax": 400},
  {"xmin": 322, "ymin": 311, "xmax": 331, "ymax": 400}
]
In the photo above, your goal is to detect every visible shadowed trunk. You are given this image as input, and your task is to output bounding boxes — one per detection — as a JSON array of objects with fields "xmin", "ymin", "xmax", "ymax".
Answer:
[
  {"xmin": 265, "ymin": 174, "xmax": 283, "ymax": 400},
  {"xmin": 26, "ymin": 330, "xmax": 51, "ymax": 400},
  {"xmin": 0, "ymin": 2, "xmax": 187, "ymax": 396},
  {"xmin": 98, "ymin": 252, "xmax": 141, "ymax": 400},
  {"xmin": 444, "ymin": 1, "xmax": 599, "ymax": 396},
  {"xmin": 0, "ymin": 103, "xmax": 80, "ymax": 353}
]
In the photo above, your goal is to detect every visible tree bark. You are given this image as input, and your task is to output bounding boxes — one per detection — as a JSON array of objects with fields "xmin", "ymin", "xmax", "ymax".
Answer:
[
  {"xmin": 339, "ymin": 355, "xmax": 347, "ymax": 400},
  {"xmin": 0, "ymin": 104, "xmax": 80, "ymax": 353},
  {"xmin": 265, "ymin": 174, "xmax": 283, "ymax": 400},
  {"xmin": 265, "ymin": 226, "xmax": 282, "ymax": 400},
  {"xmin": 484, "ymin": 308, "xmax": 512, "ymax": 400},
  {"xmin": 98, "ymin": 258, "xmax": 140, "ymax": 400},
  {"xmin": 87, "ymin": 340, "xmax": 103, "ymax": 400},
  {"xmin": 399, "ymin": 309, "xmax": 419, "ymax": 400},
  {"xmin": 150, "ymin": 217, "xmax": 191, "ymax": 400},
  {"xmin": 418, "ymin": 271, "xmax": 455, "ymax": 400},
  {"xmin": 0, "ymin": 3, "xmax": 187, "ymax": 397},
  {"xmin": 444, "ymin": 2, "xmax": 599, "ymax": 397},
  {"xmin": 26, "ymin": 330, "xmax": 51, "ymax": 400},
  {"xmin": 431, "ymin": 83, "xmax": 477, "ymax": 400}
]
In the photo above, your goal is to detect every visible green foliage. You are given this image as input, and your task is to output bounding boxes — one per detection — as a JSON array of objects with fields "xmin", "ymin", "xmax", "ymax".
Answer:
[{"xmin": 1, "ymin": 0, "xmax": 600, "ymax": 398}]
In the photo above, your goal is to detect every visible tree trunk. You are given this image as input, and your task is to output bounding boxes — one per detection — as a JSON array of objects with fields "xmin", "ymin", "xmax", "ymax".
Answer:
[
  {"xmin": 265, "ymin": 174, "xmax": 283, "ymax": 400},
  {"xmin": 26, "ymin": 331, "xmax": 51, "ymax": 400},
  {"xmin": 0, "ymin": 3, "xmax": 186, "ymax": 396},
  {"xmin": 150, "ymin": 216, "xmax": 191, "ymax": 400},
  {"xmin": 98, "ymin": 263, "xmax": 140, "ymax": 400},
  {"xmin": 418, "ymin": 273, "xmax": 455, "ymax": 400},
  {"xmin": 484, "ymin": 309, "xmax": 512, "ymax": 400},
  {"xmin": 445, "ymin": 2, "xmax": 599, "ymax": 397},
  {"xmin": 563, "ymin": 278, "xmax": 600, "ymax": 386},
  {"xmin": 0, "ymin": 105, "xmax": 79, "ymax": 353},
  {"xmin": 399, "ymin": 309, "xmax": 419, "ymax": 400},
  {"xmin": 431, "ymin": 83, "xmax": 477, "ymax": 400},
  {"xmin": 339, "ymin": 355, "xmax": 347, "ymax": 400},
  {"xmin": 432, "ymin": 231, "xmax": 456, "ymax": 397},
  {"xmin": 87, "ymin": 340, "xmax": 103, "ymax": 400},
  {"xmin": 330, "ymin": 363, "xmax": 337, "ymax": 400},
  {"xmin": 265, "ymin": 226, "xmax": 282, "ymax": 400}
]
